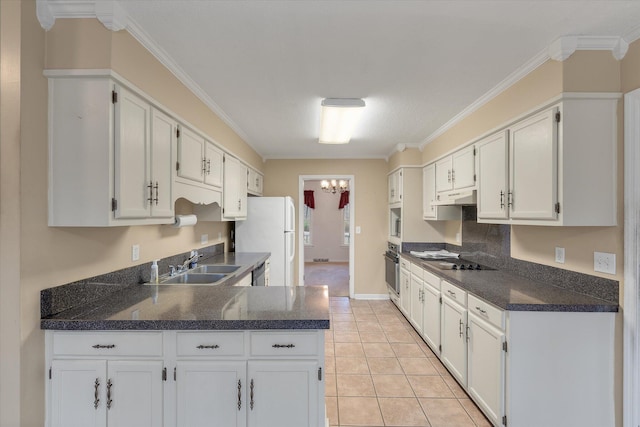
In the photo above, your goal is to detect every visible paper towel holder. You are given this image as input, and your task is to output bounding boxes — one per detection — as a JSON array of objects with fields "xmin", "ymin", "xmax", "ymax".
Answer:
[{"xmin": 172, "ymin": 214, "xmax": 198, "ymax": 228}]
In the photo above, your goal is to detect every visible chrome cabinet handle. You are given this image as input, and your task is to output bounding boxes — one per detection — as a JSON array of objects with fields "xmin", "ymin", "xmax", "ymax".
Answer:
[
  {"xmin": 452, "ymin": 169, "xmax": 455, "ymax": 183},
  {"xmin": 272, "ymin": 344, "xmax": 295, "ymax": 348},
  {"xmin": 106, "ymin": 379, "xmax": 113, "ymax": 410},
  {"xmin": 202, "ymin": 158, "xmax": 207, "ymax": 175},
  {"xmin": 92, "ymin": 344, "xmax": 116, "ymax": 349},
  {"xmin": 154, "ymin": 182, "xmax": 159, "ymax": 205},
  {"xmin": 250, "ymin": 379, "xmax": 255, "ymax": 410},
  {"xmin": 147, "ymin": 181, "xmax": 153, "ymax": 204},
  {"xmin": 196, "ymin": 344, "xmax": 220, "ymax": 350},
  {"xmin": 206, "ymin": 159, "xmax": 211, "ymax": 175},
  {"xmin": 447, "ymin": 289, "xmax": 456, "ymax": 298},
  {"xmin": 94, "ymin": 378, "xmax": 100, "ymax": 409},
  {"xmin": 237, "ymin": 380, "xmax": 242, "ymax": 410},
  {"xmin": 459, "ymin": 319, "xmax": 464, "ymax": 338},
  {"xmin": 447, "ymin": 170, "xmax": 451, "ymax": 183},
  {"xmin": 508, "ymin": 191, "xmax": 513, "ymax": 208},
  {"xmin": 500, "ymin": 191, "xmax": 505, "ymax": 209},
  {"xmin": 475, "ymin": 306, "xmax": 488, "ymax": 316},
  {"xmin": 466, "ymin": 325, "xmax": 470, "ymax": 342}
]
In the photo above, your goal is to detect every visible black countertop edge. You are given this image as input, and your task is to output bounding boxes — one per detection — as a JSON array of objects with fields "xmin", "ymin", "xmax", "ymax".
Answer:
[{"xmin": 40, "ymin": 319, "xmax": 331, "ymax": 331}]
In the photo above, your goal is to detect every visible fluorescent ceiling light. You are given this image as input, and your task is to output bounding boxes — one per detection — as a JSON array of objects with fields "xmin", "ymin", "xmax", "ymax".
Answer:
[{"xmin": 318, "ymin": 98, "xmax": 365, "ymax": 144}]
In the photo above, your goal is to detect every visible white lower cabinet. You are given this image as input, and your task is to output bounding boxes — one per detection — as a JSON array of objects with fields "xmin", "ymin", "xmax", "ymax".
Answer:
[
  {"xmin": 176, "ymin": 361, "xmax": 246, "ymax": 427},
  {"xmin": 46, "ymin": 330, "xmax": 325, "ymax": 427},
  {"xmin": 50, "ymin": 359, "xmax": 163, "ymax": 427},
  {"xmin": 409, "ymin": 268, "xmax": 424, "ymax": 335},
  {"xmin": 399, "ymin": 263, "xmax": 411, "ymax": 317},
  {"xmin": 247, "ymin": 360, "xmax": 319, "ymax": 427},
  {"xmin": 421, "ymin": 272, "xmax": 441, "ymax": 355},
  {"xmin": 440, "ymin": 292, "xmax": 467, "ymax": 386},
  {"xmin": 467, "ymin": 312, "xmax": 505, "ymax": 427}
]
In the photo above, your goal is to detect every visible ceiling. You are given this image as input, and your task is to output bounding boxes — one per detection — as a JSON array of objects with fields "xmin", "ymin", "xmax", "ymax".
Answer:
[{"xmin": 108, "ymin": 2, "xmax": 640, "ymax": 159}]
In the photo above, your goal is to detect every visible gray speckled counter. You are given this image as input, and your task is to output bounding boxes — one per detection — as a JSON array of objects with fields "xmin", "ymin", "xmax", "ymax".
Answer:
[
  {"xmin": 403, "ymin": 253, "xmax": 618, "ymax": 312},
  {"xmin": 41, "ymin": 251, "xmax": 330, "ymax": 330}
]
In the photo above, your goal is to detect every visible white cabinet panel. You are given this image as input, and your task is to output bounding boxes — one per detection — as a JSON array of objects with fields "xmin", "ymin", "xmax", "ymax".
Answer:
[
  {"xmin": 204, "ymin": 142, "xmax": 223, "ymax": 188},
  {"xmin": 247, "ymin": 360, "xmax": 319, "ymax": 427},
  {"xmin": 435, "ymin": 157, "xmax": 453, "ymax": 193},
  {"xmin": 509, "ymin": 107, "xmax": 558, "ymax": 220},
  {"xmin": 440, "ymin": 296, "xmax": 467, "ymax": 386},
  {"xmin": 176, "ymin": 361, "xmax": 246, "ymax": 427},
  {"xmin": 177, "ymin": 126, "xmax": 206, "ymax": 183},
  {"xmin": 399, "ymin": 266, "xmax": 411, "ymax": 317},
  {"xmin": 150, "ymin": 109, "xmax": 176, "ymax": 218},
  {"xmin": 409, "ymin": 273, "xmax": 424, "ymax": 335},
  {"xmin": 477, "ymin": 131, "xmax": 509, "ymax": 220},
  {"xmin": 51, "ymin": 360, "xmax": 107, "ymax": 427},
  {"xmin": 422, "ymin": 278, "xmax": 441, "ymax": 355},
  {"xmin": 451, "ymin": 145, "xmax": 476, "ymax": 190}
]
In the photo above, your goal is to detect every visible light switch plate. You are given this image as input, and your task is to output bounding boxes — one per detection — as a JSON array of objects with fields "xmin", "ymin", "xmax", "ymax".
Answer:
[
  {"xmin": 594, "ymin": 251, "xmax": 616, "ymax": 274},
  {"xmin": 201, "ymin": 234, "xmax": 208, "ymax": 245},
  {"xmin": 356, "ymin": 226, "xmax": 361, "ymax": 234},
  {"xmin": 131, "ymin": 244, "xmax": 140, "ymax": 262},
  {"xmin": 555, "ymin": 247, "xmax": 565, "ymax": 264}
]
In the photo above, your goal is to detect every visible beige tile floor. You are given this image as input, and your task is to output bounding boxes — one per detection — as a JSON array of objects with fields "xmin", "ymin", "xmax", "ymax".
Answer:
[{"xmin": 325, "ymin": 297, "xmax": 492, "ymax": 427}]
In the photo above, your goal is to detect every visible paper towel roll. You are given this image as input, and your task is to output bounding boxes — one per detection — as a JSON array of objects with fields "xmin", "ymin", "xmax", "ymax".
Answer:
[{"xmin": 172, "ymin": 214, "xmax": 197, "ymax": 228}]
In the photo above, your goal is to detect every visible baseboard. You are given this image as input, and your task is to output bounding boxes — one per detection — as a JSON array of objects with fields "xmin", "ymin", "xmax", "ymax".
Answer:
[{"xmin": 353, "ymin": 293, "xmax": 390, "ymax": 300}]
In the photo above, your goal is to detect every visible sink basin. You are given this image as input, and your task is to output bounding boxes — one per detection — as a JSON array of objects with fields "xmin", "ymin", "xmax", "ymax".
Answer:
[
  {"xmin": 192, "ymin": 265, "xmax": 241, "ymax": 274},
  {"xmin": 161, "ymin": 273, "xmax": 226, "ymax": 284}
]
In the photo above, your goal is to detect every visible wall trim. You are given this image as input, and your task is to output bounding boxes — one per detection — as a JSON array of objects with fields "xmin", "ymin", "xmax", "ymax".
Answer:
[{"xmin": 623, "ymin": 88, "xmax": 640, "ymax": 427}]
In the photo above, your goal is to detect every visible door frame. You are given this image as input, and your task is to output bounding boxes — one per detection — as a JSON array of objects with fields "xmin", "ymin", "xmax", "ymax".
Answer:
[
  {"xmin": 298, "ymin": 175, "xmax": 355, "ymax": 298},
  {"xmin": 624, "ymin": 88, "xmax": 640, "ymax": 427}
]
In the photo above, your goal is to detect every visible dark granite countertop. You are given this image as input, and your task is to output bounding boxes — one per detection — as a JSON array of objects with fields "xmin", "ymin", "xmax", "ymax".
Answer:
[
  {"xmin": 41, "ymin": 252, "xmax": 330, "ymax": 330},
  {"xmin": 402, "ymin": 253, "xmax": 618, "ymax": 313}
]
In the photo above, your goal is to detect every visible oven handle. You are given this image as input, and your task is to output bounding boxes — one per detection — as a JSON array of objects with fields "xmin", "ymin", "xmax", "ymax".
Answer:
[{"xmin": 384, "ymin": 253, "xmax": 399, "ymax": 264}]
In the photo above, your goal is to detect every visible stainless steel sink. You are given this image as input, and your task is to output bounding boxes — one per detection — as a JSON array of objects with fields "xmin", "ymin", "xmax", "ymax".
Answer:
[
  {"xmin": 161, "ymin": 273, "xmax": 226, "ymax": 284},
  {"xmin": 192, "ymin": 265, "xmax": 241, "ymax": 274}
]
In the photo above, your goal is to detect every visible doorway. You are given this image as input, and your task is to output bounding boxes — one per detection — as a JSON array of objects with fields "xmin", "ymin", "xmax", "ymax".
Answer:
[{"xmin": 298, "ymin": 175, "xmax": 355, "ymax": 298}]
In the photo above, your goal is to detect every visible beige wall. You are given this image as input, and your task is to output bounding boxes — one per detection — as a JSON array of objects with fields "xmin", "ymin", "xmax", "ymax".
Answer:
[
  {"xmin": 303, "ymin": 180, "xmax": 350, "ymax": 263},
  {"xmin": 1, "ymin": 2, "xmax": 23, "ymax": 426},
  {"xmin": 388, "ymin": 146, "xmax": 423, "ymax": 170},
  {"xmin": 264, "ymin": 159, "xmax": 388, "ymax": 296},
  {"xmin": 19, "ymin": 11, "xmax": 260, "ymax": 427}
]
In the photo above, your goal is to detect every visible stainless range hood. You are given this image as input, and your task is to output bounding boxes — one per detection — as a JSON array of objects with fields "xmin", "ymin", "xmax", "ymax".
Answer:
[{"xmin": 432, "ymin": 189, "xmax": 477, "ymax": 206}]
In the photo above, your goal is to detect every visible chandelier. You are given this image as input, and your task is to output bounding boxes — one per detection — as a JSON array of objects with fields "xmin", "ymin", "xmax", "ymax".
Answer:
[{"xmin": 321, "ymin": 179, "xmax": 348, "ymax": 194}]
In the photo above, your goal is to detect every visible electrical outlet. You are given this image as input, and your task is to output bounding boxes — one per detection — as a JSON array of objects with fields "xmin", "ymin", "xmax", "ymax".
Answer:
[
  {"xmin": 201, "ymin": 234, "xmax": 208, "ymax": 245},
  {"xmin": 594, "ymin": 252, "xmax": 616, "ymax": 274},
  {"xmin": 218, "ymin": 232, "xmax": 222, "ymax": 240},
  {"xmin": 356, "ymin": 226, "xmax": 361, "ymax": 234},
  {"xmin": 131, "ymin": 244, "xmax": 140, "ymax": 262},
  {"xmin": 555, "ymin": 247, "xmax": 565, "ymax": 264},
  {"xmin": 456, "ymin": 233, "xmax": 461, "ymax": 243}
]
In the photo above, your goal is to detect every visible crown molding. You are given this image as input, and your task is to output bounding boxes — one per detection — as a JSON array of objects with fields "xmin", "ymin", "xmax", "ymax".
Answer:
[
  {"xmin": 549, "ymin": 35, "xmax": 629, "ymax": 61},
  {"xmin": 94, "ymin": 0, "xmax": 127, "ymax": 31},
  {"xmin": 625, "ymin": 23, "xmax": 640, "ymax": 44}
]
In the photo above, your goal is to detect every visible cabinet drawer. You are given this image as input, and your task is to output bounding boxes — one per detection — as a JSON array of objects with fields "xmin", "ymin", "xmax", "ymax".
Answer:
[
  {"xmin": 422, "ymin": 270, "xmax": 440, "ymax": 289},
  {"xmin": 176, "ymin": 331, "xmax": 245, "ymax": 357},
  {"xmin": 468, "ymin": 295, "xmax": 504, "ymax": 330},
  {"xmin": 400, "ymin": 257, "xmax": 411, "ymax": 270},
  {"xmin": 52, "ymin": 331, "xmax": 163, "ymax": 357},
  {"xmin": 441, "ymin": 281, "xmax": 467, "ymax": 307},
  {"xmin": 410, "ymin": 263, "xmax": 424, "ymax": 278},
  {"xmin": 250, "ymin": 331, "xmax": 319, "ymax": 356}
]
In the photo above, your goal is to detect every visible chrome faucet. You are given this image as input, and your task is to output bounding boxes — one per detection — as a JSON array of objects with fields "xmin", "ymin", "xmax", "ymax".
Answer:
[{"xmin": 181, "ymin": 251, "xmax": 202, "ymax": 271}]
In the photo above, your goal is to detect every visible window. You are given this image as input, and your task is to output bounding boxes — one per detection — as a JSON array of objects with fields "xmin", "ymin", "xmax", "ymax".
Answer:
[
  {"xmin": 303, "ymin": 204, "xmax": 312, "ymax": 245},
  {"xmin": 343, "ymin": 203, "xmax": 350, "ymax": 245}
]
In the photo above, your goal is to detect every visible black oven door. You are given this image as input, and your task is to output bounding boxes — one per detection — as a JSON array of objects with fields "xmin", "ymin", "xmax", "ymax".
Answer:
[{"xmin": 384, "ymin": 253, "xmax": 400, "ymax": 295}]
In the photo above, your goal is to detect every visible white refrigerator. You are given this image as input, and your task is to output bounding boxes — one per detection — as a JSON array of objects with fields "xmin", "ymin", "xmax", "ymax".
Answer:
[{"xmin": 235, "ymin": 197, "xmax": 295, "ymax": 286}]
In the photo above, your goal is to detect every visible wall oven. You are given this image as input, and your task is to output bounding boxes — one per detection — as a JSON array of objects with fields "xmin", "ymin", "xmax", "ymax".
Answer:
[{"xmin": 384, "ymin": 242, "xmax": 400, "ymax": 296}]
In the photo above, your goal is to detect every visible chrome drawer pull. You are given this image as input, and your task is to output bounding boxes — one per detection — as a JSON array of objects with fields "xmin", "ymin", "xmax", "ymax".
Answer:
[
  {"xmin": 250, "ymin": 379, "xmax": 255, "ymax": 410},
  {"xmin": 94, "ymin": 378, "xmax": 100, "ymax": 409},
  {"xmin": 196, "ymin": 344, "xmax": 220, "ymax": 349},
  {"xmin": 475, "ymin": 306, "xmax": 488, "ymax": 315},
  {"xmin": 447, "ymin": 290, "xmax": 456, "ymax": 297},
  {"xmin": 272, "ymin": 344, "xmax": 295, "ymax": 349},
  {"xmin": 92, "ymin": 344, "xmax": 116, "ymax": 349},
  {"xmin": 106, "ymin": 379, "xmax": 113, "ymax": 410},
  {"xmin": 237, "ymin": 380, "xmax": 242, "ymax": 410}
]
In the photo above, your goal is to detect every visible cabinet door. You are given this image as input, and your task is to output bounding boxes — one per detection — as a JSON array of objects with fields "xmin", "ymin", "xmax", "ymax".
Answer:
[
  {"xmin": 422, "ymin": 164, "xmax": 436, "ymax": 219},
  {"xmin": 177, "ymin": 126, "xmax": 206, "ymax": 183},
  {"xmin": 150, "ymin": 109, "xmax": 175, "ymax": 218},
  {"xmin": 409, "ymin": 275, "xmax": 424, "ymax": 334},
  {"xmin": 114, "ymin": 85, "xmax": 151, "ymax": 219},
  {"xmin": 223, "ymin": 155, "xmax": 248, "ymax": 218},
  {"xmin": 399, "ymin": 268, "xmax": 411, "ymax": 316},
  {"xmin": 204, "ymin": 141, "xmax": 223, "ymax": 188},
  {"xmin": 51, "ymin": 360, "xmax": 107, "ymax": 427},
  {"xmin": 106, "ymin": 361, "xmax": 163, "ymax": 427},
  {"xmin": 435, "ymin": 157, "xmax": 453, "ymax": 192},
  {"xmin": 509, "ymin": 107, "xmax": 558, "ymax": 220},
  {"xmin": 176, "ymin": 361, "xmax": 246, "ymax": 427},
  {"xmin": 467, "ymin": 313, "xmax": 505, "ymax": 427},
  {"xmin": 452, "ymin": 145, "xmax": 475, "ymax": 190},
  {"xmin": 388, "ymin": 171, "xmax": 401, "ymax": 204},
  {"xmin": 422, "ymin": 282, "xmax": 441, "ymax": 355},
  {"xmin": 440, "ymin": 298, "xmax": 467, "ymax": 386},
  {"xmin": 247, "ymin": 360, "xmax": 319, "ymax": 427},
  {"xmin": 477, "ymin": 131, "xmax": 509, "ymax": 220}
]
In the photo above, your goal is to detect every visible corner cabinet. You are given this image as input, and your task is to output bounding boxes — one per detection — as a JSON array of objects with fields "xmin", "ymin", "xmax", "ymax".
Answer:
[
  {"xmin": 46, "ymin": 330, "xmax": 326, "ymax": 427},
  {"xmin": 422, "ymin": 163, "xmax": 461, "ymax": 221},
  {"xmin": 47, "ymin": 73, "xmax": 176, "ymax": 226},
  {"xmin": 247, "ymin": 168, "xmax": 264, "ymax": 196},
  {"xmin": 195, "ymin": 154, "xmax": 248, "ymax": 221},
  {"xmin": 477, "ymin": 94, "xmax": 620, "ymax": 226}
]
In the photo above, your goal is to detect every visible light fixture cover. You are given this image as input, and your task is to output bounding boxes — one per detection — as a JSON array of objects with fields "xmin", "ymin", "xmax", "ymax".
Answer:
[{"xmin": 319, "ymin": 98, "xmax": 365, "ymax": 144}]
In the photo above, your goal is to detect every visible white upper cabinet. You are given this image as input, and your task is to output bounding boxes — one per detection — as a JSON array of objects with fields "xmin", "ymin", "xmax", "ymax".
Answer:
[
  {"xmin": 477, "ymin": 94, "xmax": 619, "ymax": 226},
  {"xmin": 423, "ymin": 163, "xmax": 460, "ymax": 221},
  {"xmin": 435, "ymin": 145, "xmax": 476, "ymax": 193},
  {"xmin": 388, "ymin": 169, "xmax": 402, "ymax": 204},
  {"xmin": 222, "ymin": 154, "xmax": 248, "ymax": 219},
  {"xmin": 476, "ymin": 131, "xmax": 509, "ymax": 220},
  {"xmin": 247, "ymin": 168, "xmax": 264, "ymax": 196},
  {"xmin": 47, "ymin": 74, "xmax": 175, "ymax": 226},
  {"xmin": 176, "ymin": 125, "xmax": 223, "ymax": 189}
]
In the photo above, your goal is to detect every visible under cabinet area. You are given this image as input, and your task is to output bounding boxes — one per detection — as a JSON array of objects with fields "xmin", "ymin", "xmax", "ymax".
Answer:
[
  {"xmin": 476, "ymin": 94, "xmax": 620, "ymax": 226},
  {"xmin": 45, "ymin": 330, "xmax": 325, "ymax": 427}
]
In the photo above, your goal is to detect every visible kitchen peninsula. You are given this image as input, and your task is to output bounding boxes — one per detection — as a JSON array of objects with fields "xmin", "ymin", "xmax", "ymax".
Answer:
[{"xmin": 40, "ymin": 252, "xmax": 330, "ymax": 427}]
